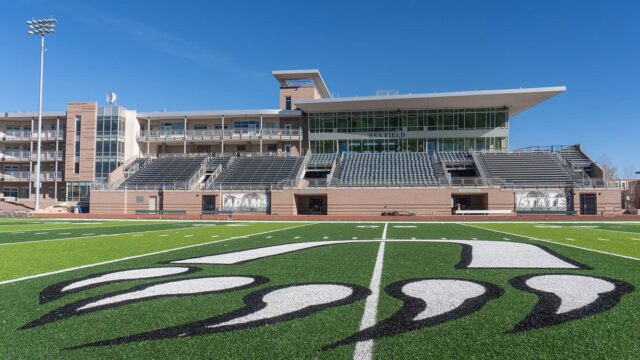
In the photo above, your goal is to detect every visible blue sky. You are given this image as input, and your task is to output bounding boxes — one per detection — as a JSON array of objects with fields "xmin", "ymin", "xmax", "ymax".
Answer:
[{"xmin": 1, "ymin": 0, "xmax": 638, "ymax": 176}]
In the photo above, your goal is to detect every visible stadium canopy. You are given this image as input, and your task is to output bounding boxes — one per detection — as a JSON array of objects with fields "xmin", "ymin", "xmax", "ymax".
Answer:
[
  {"xmin": 295, "ymin": 86, "xmax": 566, "ymax": 116},
  {"xmin": 272, "ymin": 69, "xmax": 331, "ymax": 98}
]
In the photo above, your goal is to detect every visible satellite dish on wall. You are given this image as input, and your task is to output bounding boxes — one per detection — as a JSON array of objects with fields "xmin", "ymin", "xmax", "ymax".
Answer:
[{"xmin": 106, "ymin": 91, "xmax": 117, "ymax": 105}]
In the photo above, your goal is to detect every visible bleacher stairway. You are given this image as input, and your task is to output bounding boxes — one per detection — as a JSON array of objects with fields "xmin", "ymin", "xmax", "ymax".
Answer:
[{"xmin": 475, "ymin": 151, "xmax": 574, "ymax": 187}]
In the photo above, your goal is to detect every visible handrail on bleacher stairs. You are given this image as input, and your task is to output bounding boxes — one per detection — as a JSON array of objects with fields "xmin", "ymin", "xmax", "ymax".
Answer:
[
  {"xmin": 201, "ymin": 164, "xmax": 224, "ymax": 190},
  {"xmin": 513, "ymin": 144, "xmax": 575, "ymax": 153},
  {"xmin": 186, "ymin": 156, "xmax": 211, "ymax": 190}
]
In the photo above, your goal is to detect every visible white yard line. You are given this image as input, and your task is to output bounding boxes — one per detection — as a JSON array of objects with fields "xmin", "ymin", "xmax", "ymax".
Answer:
[
  {"xmin": 459, "ymin": 223, "xmax": 640, "ymax": 262},
  {"xmin": 353, "ymin": 223, "xmax": 387, "ymax": 360},
  {"xmin": 0, "ymin": 223, "xmax": 314, "ymax": 286},
  {"xmin": 0, "ymin": 226, "xmax": 196, "ymax": 246}
]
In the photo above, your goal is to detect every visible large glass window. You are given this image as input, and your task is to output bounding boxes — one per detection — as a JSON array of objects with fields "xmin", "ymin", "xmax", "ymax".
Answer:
[{"xmin": 308, "ymin": 108, "xmax": 508, "ymax": 133}]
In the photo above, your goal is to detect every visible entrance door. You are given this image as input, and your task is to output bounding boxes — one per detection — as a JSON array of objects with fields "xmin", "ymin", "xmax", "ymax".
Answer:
[
  {"xmin": 580, "ymin": 194, "xmax": 597, "ymax": 215},
  {"xmin": 202, "ymin": 195, "xmax": 215, "ymax": 213},
  {"xmin": 149, "ymin": 197, "xmax": 158, "ymax": 211},
  {"xmin": 284, "ymin": 121, "xmax": 292, "ymax": 135}
]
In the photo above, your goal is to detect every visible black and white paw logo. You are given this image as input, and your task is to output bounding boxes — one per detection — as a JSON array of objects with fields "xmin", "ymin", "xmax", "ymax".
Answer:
[{"xmin": 20, "ymin": 239, "xmax": 634, "ymax": 351}]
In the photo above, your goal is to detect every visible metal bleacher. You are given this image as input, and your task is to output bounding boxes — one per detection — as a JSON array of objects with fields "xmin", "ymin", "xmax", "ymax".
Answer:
[
  {"xmin": 437, "ymin": 151, "xmax": 473, "ymax": 165},
  {"xmin": 559, "ymin": 145, "xmax": 594, "ymax": 169},
  {"xmin": 336, "ymin": 152, "xmax": 440, "ymax": 186},
  {"xmin": 476, "ymin": 152, "xmax": 573, "ymax": 187},
  {"xmin": 214, "ymin": 156, "xmax": 303, "ymax": 189},
  {"xmin": 120, "ymin": 156, "xmax": 206, "ymax": 189},
  {"xmin": 206, "ymin": 157, "xmax": 232, "ymax": 171},
  {"xmin": 307, "ymin": 153, "xmax": 338, "ymax": 167}
]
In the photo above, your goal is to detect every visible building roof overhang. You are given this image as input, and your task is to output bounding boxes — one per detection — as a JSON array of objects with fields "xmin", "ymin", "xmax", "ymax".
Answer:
[
  {"xmin": 295, "ymin": 86, "xmax": 566, "ymax": 116},
  {"xmin": 272, "ymin": 69, "xmax": 331, "ymax": 98}
]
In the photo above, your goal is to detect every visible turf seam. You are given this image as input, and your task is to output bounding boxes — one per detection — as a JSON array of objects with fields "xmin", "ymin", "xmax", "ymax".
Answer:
[
  {"xmin": 459, "ymin": 223, "xmax": 640, "ymax": 262},
  {"xmin": 0, "ymin": 222, "xmax": 315, "ymax": 286}
]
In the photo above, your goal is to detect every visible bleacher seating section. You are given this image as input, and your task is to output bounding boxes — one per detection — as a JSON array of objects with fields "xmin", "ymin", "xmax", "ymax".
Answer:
[
  {"xmin": 121, "ymin": 156, "xmax": 206, "ymax": 187},
  {"xmin": 559, "ymin": 146, "xmax": 593, "ymax": 168},
  {"xmin": 337, "ymin": 152, "xmax": 440, "ymax": 186},
  {"xmin": 206, "ymin": 157, "xmax": 231, "ymax": 171},
  {"xmin": 307, "ymin": 153, "xmax": 338, "ymax": 167},
  {"xmin": 477, "ymin": 152, "xmax": 573, "ymax": 186},
  {"xmin": 215, "ymin": 156, "xmax": 303, "ymax": 188},
  {"xmin": 438, "ymin": 151, "xmax": 473, "ymax": 164}
]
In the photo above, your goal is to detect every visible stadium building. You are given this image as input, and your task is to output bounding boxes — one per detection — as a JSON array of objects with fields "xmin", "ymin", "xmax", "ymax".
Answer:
[{"xmin": 0, "ymin": 69, "xmax": 622, "ymax": 216}]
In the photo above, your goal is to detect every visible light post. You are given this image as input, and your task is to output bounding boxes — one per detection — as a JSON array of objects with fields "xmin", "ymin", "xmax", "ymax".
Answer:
[{"xmin": 27, "ymin": 18, "xmax": 56, "ymax": 211}]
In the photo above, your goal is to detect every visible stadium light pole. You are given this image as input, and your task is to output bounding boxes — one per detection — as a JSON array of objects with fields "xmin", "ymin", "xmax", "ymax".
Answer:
[{"xmin": 27, "ymin": 18, "xmax": 56, "ymax": 211}]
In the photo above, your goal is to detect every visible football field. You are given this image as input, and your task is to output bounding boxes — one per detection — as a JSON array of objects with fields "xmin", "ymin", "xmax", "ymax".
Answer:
[{"xmin": 1, "ymin": 218, "xmax": 639, "ymax": 359}]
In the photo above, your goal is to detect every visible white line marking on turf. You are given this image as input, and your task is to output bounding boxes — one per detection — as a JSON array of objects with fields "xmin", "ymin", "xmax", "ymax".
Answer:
[
  {"xmin": 184, "ymin": 235, "xmax": 194, "ymax": 238},
  {"xmin": 0, "ymin": 223, "xmax": 314, "ymax": 286},
  {"xmin": 472, "ymin": 238, "xmax": 478, "ymax": 240},
  {"xmin": 459, "ymin": 223, "xmax": 640, "ymax": 262},
  {"xmin": 210, "ymin": 235, "xmax": 220, "ymax": 238},
  {"xmin": 132, "ymin": 234, "xmax": 144, "ymax": 237},
  {"xmin": 352, "ymin": 237, "xmax": 358, "ymax": 240},
  {"xmin": 503, "ymin": 238, "xmax": 511, "ymax": 241},
  {"xmin": 81, "ymin": 233, "xmax": 95, "ymax": 236},
  {"xmin": 266, "ymin": 236, "xmax": 272, "ymax": 239},
  {"xmin": 353, "ymin": 223, "xmax": 387, "ymax": 360},
  {"xmin": 597, "ymin": 238, "xmax": 609, "ymax": 241},
  {"xmin": 0, "ymin": 226, "xmax": 195, "ymax": 246},
  {"xmin": 294, "ymin": 236, "xmax": 300, "ymax": 239},
  {"xmin": 160, "ymin": 234, "xmax": 168, "ymax": 237},
  {"xmin": 632, "ymin": 238, "xmax": 640, "ymax": 241},
  {"xmin": 35, "ymin": 232, "xmax": 48, "ymax": 235},
  {"xmin": 59, "ymin": 233, "xmax": 71, "ymax": 235},
  {"xmin": 323, "ymin": 236, "xmax": 329, "ymax": 239},
  {"xmin": 565, "ymin": 238, "xmax": 576, "ymax": 241}
]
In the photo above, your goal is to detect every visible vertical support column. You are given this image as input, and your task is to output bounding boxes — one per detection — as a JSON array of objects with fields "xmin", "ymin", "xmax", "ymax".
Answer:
[
  {"xmin": 183, "ymin": 116, "xmax": 187, "ymax": 155},
  {"xmin": 299, "ymin": 125, "xmax": 302, "ymax": 156},
  {"xmin": 54, "ymin": 117, "xmax": 60, "ymax": 200},
  {"xmin": 221, "ymin": 115, "xmax": 225, "ymax": 155},
  {"xmin": 29, "ymin": 117, "xmax": 34, "ymax": 197},
  {"xmin": 146, "ymin": 117, "xmax": 150, "ymax": 157},
  {"xmin": 259, "ymin": 115, "xmax": 263, "ymax": 155}
]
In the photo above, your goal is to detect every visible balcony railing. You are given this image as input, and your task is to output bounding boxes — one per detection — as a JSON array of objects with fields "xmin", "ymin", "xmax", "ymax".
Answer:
[
  {"xmin": 0, "ymin": 151, "xmax": 64, "ymax": 162},
  {"xmin": 137, "ymin": 128, "xmax": 302, "ymax": 142},
  {"xmin": 0, "ymin": 171, "xmax": 63, "ymax": 182},
  {"xmin": 1, "ymin": 130, "xmax": 65, "ymax": 141}
]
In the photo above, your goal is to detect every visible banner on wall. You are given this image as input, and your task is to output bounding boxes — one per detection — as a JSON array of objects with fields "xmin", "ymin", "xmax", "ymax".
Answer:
[
  {"xmin": 222, "ymin": 192, "xmax": 268, "ymax": 213},
  {"xmin": 515, "ymin": 191, "xmax": 569, "ymax": 212}
]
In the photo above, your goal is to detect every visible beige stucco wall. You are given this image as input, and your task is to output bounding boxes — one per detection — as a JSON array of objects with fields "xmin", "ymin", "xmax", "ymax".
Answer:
[
  {"xmin": 90, "ymin": 190, "xmax": 216, "ymax": 214},
  {"xmin": 279, "ymin": 87, "xmax": 318, "ymax": 110},
  {"xmin": 65, "ymin": 102, "xmax": 97, "ymax": 182},
  {"xmin": 272, "ymin": 187, "xmax": 516, "ymax": 216},
  {"xmin": 574, "ymin": 189, "xmax": 622, "ymax": 215}
]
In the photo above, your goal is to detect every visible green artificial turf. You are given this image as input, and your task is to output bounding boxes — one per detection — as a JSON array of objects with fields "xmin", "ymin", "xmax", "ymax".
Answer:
[
  {"xmin": 0, "ymin": 221, "xmax": 302, "ymax": 281},
  {"xmin": 470, "ymin": 222, "xmax": 640, "ymax": 259},
  {"xmin": 0, "ymin": 220, "xmax": 638, "ymax": 359}
]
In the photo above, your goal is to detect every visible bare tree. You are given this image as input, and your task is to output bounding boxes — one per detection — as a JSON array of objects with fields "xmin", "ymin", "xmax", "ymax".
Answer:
[
  {"xmin": 598, "ymin": 155, "xmax": 619, "ymax": 182},
  {"xmin": 622, "ymin": 163, "xmax": 637, "ymax": 179}
]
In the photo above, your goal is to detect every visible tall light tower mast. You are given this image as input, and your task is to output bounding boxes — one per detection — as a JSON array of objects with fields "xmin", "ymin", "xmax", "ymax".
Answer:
[{"xmin": 27, "ymin": 18, "xmax": 56, "ymax": 211}]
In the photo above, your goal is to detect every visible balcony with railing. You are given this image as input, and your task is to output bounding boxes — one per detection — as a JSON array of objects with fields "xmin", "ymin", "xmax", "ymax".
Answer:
[
  {"xmin": 0, "ymin": 151, "xmax": 64, "ymax": 162},
  {"xmin": 1, "ymin": 130, "xmax": 65, "ymax": 141},
  {"xmin": 0, "ymin": 171, "xmax": 63, "ymax": 182},
  {"xmin": 137, "ymin": 128, "xmax": 302, "ymax": 142}
]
